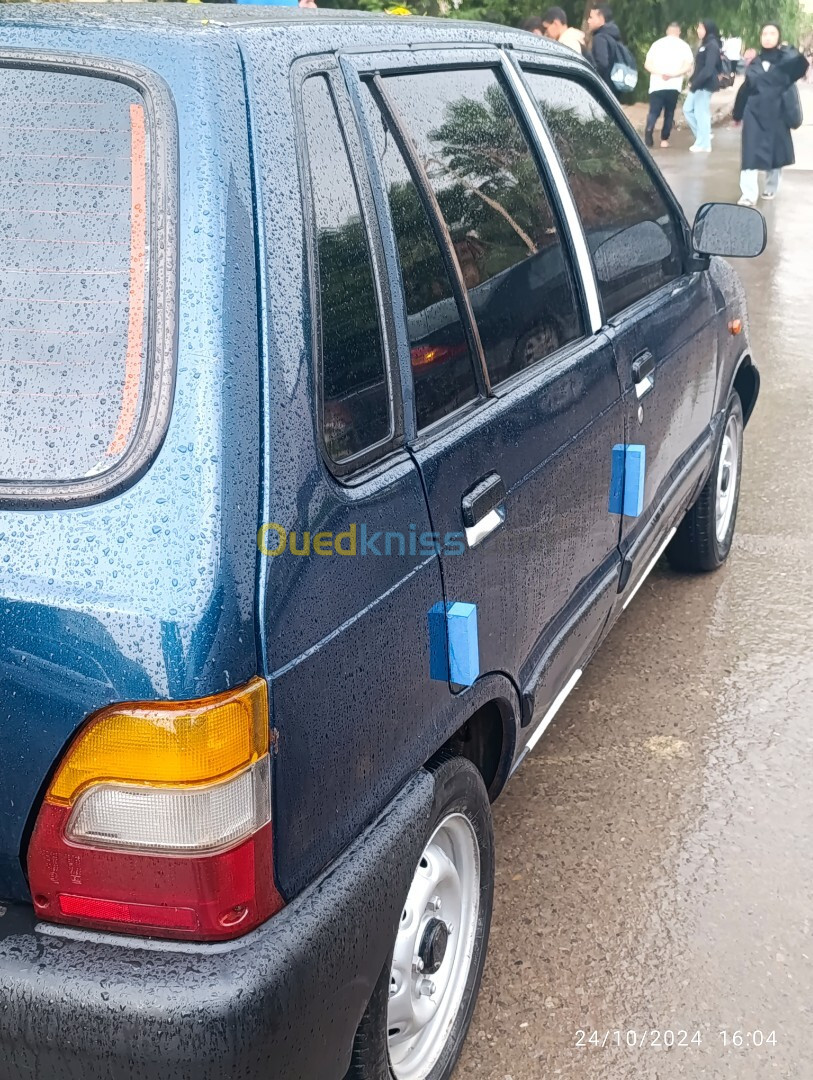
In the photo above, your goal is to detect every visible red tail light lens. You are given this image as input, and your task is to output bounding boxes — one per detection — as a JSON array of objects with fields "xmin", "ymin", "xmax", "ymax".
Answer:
[
  {"xmin": 58, "ymin": 894, "xmax": 199, "ymax": 932},
  {"xmin": 27, "ymin": 679, "xmax": 283, "ymax": 942}
]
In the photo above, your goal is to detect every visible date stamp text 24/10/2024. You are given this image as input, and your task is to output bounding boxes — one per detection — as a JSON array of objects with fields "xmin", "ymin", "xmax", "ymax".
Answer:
[{"xmin": 574, "ymin": 1030, "xmax": 778, "ymax": 1049}]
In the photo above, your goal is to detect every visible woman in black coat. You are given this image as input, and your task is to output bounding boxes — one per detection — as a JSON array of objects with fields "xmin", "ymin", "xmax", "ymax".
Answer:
[{"xmin": 733, "ymin": 23, "xmax": 809, "ymax": 205}]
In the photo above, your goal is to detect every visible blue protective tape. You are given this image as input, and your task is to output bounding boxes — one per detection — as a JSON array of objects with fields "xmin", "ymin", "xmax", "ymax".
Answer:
[
  {"xmin": 609, "ymin": 443, "xmax": 646, "ymax": 518},
  {"xmin": 623, "ymin": 444, "xmax": 646, "ymax": 517},
  {"xmin": 428, "ymin": 601, "xmax": 449, "ymax": 682},
  {"xmin": 428, "ymin": 601, "xmax": 480, "ymax": 687},
  {"xmin": 447, "ymin": 602, "xmax": 480, "ymax": 686},
  {"xmin": 608, "ymin": 444, "xmax": 625, "ymax": 515}
]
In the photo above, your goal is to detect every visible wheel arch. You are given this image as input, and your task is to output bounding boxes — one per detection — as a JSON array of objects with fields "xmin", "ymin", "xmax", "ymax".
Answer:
[
  {"xmin": 434, "ymin": 674, "xmax": 520, "ymax": 803},
  {"xmin": 732, "ymin": 352, "xmax": 760, "ymax": 426}
]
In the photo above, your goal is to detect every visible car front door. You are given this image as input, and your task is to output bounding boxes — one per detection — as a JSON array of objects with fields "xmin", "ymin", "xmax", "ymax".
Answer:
[
  {"xmin": 347, "ymin": 49, "xmax": 625, "ymax": 726},
  {"xmin": 523, "ymin": 66, "xmax": 719, "ymax": 591}
]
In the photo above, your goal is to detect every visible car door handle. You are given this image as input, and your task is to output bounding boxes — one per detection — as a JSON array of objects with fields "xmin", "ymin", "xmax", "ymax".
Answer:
[
  {"xmin": 461, "ymin": 473, "xmax": 506, "ymax": 547},
  {"xmin": 632, "ymin": 350, "xmax": 655, "ymax": 399}
]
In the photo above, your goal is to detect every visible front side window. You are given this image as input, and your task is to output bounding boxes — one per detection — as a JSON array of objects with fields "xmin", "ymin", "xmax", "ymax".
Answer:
[
  {"xmin": 525, "ymin": 72, "xmax": 683, "ymax": 319},
  {"xmin": 361, "ymin": 83, "xmax": 479, "ymax": 431},
  {"xmin": 381, "ymin": 67, "xmax": 583, "ymax": 387},
  {"xmin": 302, "ymin": 76, "xmax": 390, "ymax": 465}
]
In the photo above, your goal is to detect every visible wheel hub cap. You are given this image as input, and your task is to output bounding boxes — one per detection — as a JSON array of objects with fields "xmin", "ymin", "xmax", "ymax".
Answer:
[
  {"xmin": 715, "ymin": 412, "xmax": 741, "ymax": 543},
  {"xmin": 418, "ymin": 918, "xmax": 449, "ymax": 975},
  {"xmin": 387, "ymin": 813, "xmax": 480, "ymax": 1080}
]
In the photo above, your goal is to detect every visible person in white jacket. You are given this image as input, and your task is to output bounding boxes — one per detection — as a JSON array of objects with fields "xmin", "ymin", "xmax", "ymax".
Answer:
[{"xmin": 644, "ymin": 23, "xmax": 695, "ymax": 148}]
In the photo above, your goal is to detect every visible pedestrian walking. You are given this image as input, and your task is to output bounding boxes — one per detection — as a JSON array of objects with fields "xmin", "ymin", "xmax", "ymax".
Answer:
[
  {"xmin": 541, "ymin": 6, "xmax": 587, "ymax": 55},
  {"xmin": 587, "ymin": 6, "xmax": 635, "ymax": 94},
  {"xmin": 684, "ymin": 20, "xmax": 722, "ymax": 152},
  {"xmin": 733, "ymin": 23, "xmax": 809, "ymax": 205},
  {"xmin": 644, "ymin": 22, "xmax": 695, "ymax": 148}
]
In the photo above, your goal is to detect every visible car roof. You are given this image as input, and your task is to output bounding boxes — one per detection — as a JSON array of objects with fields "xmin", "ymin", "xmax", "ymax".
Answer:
[{"xmin": 0, "ymin": 2, "xmax": 571, "ymax": 53}]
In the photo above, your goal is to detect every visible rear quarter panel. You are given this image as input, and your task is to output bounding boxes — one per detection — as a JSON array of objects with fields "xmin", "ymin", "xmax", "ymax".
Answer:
[{"xmin": 0, "ymin": 24, "xmax": 260, "ymax": 900}]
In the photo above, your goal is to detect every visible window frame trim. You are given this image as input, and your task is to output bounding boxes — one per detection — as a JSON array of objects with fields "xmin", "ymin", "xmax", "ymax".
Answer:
[
  {"xmin": 513, "ymin": 55, "xmax": 694, "ymax": 326},
  {"xmin": 369, "ymin": 72, "xmax": 491, "ymax": 402},
  {"xmin": 342, "ymin": 48, "xmax": 596, "ymax": 441},
  {"xmin": 0, "ymin": 48, "xmax": 178, "ymax": 510},
  {"xmin": 293, "ymin": 58, "xmax": 404, "ymax": 479},
  {"xmin": 500, "ymin": 51, "xmax": 603, "ymax": 335}
]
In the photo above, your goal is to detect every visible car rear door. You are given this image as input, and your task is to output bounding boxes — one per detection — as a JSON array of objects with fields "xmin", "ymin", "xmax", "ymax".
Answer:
[
  {"xmin": 521, "ymin": 66, "xmax": 719, "ymax": 592},
  {"xmin": 238, "ymin": 51, "xmax": 458, "ymax": 897},
  {"xmin": 344, "ymin": 48, "xmax": 625, "ymax": 725}
]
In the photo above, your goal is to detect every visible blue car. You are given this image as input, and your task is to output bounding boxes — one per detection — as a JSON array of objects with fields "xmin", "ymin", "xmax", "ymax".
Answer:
[{"xmin": 0, "ymin": 6, "xmax": 763, "ymax": 1080}]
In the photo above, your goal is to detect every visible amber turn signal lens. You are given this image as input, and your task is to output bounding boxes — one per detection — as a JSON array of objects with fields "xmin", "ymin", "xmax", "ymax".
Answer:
[
  {"xmin": 728, "ymin": 318, "xmax": 743, "ymax": 336},
  {"xmin": 48, "ymin": 677, "xmax": 269, "ymax": 804}
]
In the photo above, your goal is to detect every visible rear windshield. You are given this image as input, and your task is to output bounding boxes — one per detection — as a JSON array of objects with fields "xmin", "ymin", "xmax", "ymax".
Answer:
[{"xmin": 0, "ymin": 66, "xmax": 153, "ymax": 489}]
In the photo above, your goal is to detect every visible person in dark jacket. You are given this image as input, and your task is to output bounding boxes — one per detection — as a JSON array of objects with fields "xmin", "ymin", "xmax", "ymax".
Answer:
[
  {"xmin": 684, "ymin": 20, "xmax": 722, "ymax": 152},
  {"xmin": 587, "ymin": 6, "xmax": 625, "ymax": 91},
  {"xmin": 733, "ymin": 23, "xmax": 809, "ymax": 204}
]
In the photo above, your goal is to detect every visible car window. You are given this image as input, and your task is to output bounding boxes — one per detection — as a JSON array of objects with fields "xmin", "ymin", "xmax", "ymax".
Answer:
[
  {"xmin": 302, "ymin": 76, "xmax": 390, "ymax": 464},
  {"xmin": 524, "ymin": 72, "xmax": 683, "ymax": 320},
  {"xmin": 381, "ymin": 68, "xmax": 583, "ymax": 387},
  {"xmin": 360, "ymin": 83, "xmax": 479, "ymax": 431},
  {"xmin": 0, "ymin": 67, "xmax": 154, "ymax": 486}
]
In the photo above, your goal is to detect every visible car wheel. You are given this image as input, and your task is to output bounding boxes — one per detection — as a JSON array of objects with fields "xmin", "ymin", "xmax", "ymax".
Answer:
[
  {"xmin": 667, "ymin": 391, "xmax": 744, "ymax": 572},
  {"xmin": 346, "ymin": 756, "xmax": 494, "ymax": 1080}
]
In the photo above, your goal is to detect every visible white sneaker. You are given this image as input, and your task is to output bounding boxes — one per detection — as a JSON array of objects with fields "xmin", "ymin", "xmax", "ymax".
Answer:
[
  {"xmin": 689, "ymin": 144, "xmax": 711, "ymax": 153},
  {"xmin": 737, "ymin": 196, "xmax": 756, "ymax": 206},
  {"xmin": 762, "ymin": 191, "xmax": 776, "ymax": 200}
]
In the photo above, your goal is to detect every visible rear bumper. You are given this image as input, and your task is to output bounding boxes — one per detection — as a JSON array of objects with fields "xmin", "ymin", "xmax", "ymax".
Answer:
[{"xmin": 0, "ymin": 770, "xmax": 434, "ymax": 1080}]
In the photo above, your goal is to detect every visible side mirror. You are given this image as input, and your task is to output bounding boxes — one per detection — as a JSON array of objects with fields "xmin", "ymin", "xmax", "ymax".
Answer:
[{"xmin": 692, "ymin": 202, "xmax": 766, "ymax": 258}]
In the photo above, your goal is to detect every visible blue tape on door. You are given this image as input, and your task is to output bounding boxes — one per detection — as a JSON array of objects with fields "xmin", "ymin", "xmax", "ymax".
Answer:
[
  {"xmin": 609, "ymin": 444, "xmax": 626, "ymax": 515},
  {"xmin": 608, "ymin": 444, "xmax": 646, "ymax": 518},
  {"xmin": 623, "ymin": 444, "xmax": 646, "ymax": 517},
  {"xmin": 428, "ymin": 601, "xmax": 450, "ymax": 682},
  {"xmin": 428, "ymin": 601, "xmax": 480, "ymax": 687},
  {"xmin": 447, "ymin": 602, "xmax": 480, "ymax": 686}
]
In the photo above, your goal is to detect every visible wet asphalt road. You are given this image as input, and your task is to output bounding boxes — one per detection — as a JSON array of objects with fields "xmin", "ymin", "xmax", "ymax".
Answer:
[{"xmin": 458, "ymin": 91, "xmax": 813, "ymax": 1080}]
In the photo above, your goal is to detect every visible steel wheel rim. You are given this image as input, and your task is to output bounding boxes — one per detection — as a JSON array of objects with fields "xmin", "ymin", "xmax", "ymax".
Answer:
[
  {"xmin": 716, "ymin": 413, "xmax": 740, "ymax": 543},
  {"xmin": 387, "ymin": 812, "xmax": 480, "ymax": 1080}
]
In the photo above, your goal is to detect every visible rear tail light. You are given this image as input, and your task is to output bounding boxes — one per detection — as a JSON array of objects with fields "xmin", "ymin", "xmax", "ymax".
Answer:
[
  {"xmin": 27, "ymin": 678, "xmax": 284, "ymax": 941},
  {"xmin": 65, "ymin": 757, "xmax": 272, "ymax": 854}
]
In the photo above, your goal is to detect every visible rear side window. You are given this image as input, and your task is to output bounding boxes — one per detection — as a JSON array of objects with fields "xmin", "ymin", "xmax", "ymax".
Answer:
[
  {"xmin": 525, "ymin": 73, "xmax": 683, "ymax": 319},
  {"xmin": 302, "ymin": 76, "xmax": 391, "ymax": 465},
  {"xmin": 381, "ymin": 67, "xmax": 583, "ymax": 387},
  {"xmin": 0, "ymin": 66, "xmax": 158, "ymax": 491},
  {"xmin": 361, "ymin": 83, "xmax": 479, "ymax": 431}
]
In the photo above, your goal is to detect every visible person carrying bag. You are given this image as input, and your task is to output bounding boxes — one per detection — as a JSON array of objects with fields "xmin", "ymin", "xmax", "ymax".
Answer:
[
  {"xmin": 684, "ymin": 20, "xmax": 722, "ymax": 153},
  {"xmin": 734, "ymin": 22, "xmax": 809, "ymax": 205},
  {"xmin": 587, "ymin": 5, "xmax": 637, "ymax": 95}
]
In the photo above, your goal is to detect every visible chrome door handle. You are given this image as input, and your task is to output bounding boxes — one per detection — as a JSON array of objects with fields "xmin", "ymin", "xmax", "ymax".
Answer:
[
  {"xmin": 461, "ymin": 473, "xmax": 506, "ymax": 548},
  {"xmin": 632, "ymin": 350, "xmax": 655, "ymax": 399}
]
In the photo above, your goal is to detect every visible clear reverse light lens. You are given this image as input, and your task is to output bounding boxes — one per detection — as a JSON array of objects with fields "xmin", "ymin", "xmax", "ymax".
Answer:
[{"xmin": 65, "ymin": 756, "xmax": 271, "ymax": 855}]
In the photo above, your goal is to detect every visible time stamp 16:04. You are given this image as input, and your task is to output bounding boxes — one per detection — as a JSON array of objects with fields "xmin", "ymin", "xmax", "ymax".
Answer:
[{"xmin": 574, "ymin": 1029, "xmax": 778, "ymax": 1049}]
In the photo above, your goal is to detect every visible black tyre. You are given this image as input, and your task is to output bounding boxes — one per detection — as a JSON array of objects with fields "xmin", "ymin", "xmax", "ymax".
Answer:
[
  {"xmin": 667, "ymin": 391, "xmax": 744, "ymax": 572},
  {"xmin": 346, "ymin": 756, "xmax": 494, "ymax": 1080}
]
